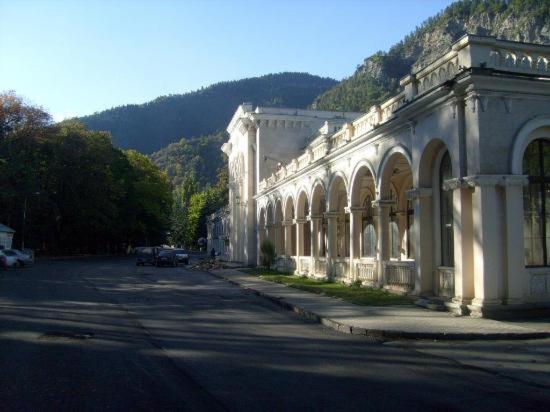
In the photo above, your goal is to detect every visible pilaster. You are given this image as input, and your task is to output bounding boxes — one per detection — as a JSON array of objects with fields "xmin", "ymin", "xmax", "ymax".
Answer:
[{"xmin": 407, "ymin": 188, "xmax": 433, "ymax": 295}]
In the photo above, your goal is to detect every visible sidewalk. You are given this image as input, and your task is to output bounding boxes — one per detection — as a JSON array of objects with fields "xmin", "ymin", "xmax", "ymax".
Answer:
[{"xmin": 209, "ymin": 268, "xmax": 550, "ymax": 340}]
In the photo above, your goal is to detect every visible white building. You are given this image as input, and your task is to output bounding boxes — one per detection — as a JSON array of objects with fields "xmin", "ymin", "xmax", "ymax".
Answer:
[
  {"xmin": 221, "ymin": 35, "xmax": 550, "ymax": 317},
  {"xmin": 0, "ymin": 224, "xmax": 15, "ymax": 250}
]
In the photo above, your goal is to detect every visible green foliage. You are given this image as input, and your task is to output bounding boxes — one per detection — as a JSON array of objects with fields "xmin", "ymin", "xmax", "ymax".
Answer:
[
  {"xmin": 79, "ymin": 72, "xmax": 337, "ymax": 153},
  {"xmin": 254, "ymin": 272, "xmax": 412, "ymax": 306},
  {"xmin": 315, "ymin": 0, "xmax": 549, "ymax": 113},
  {"xmin": 0, "ymin": 92, "xmax": 171, "ymax": 254},
  {"xmin": 168, "ymin": 167, "xmax": 228, "ymax": 249},
  {"xmin": 150, "ymin": 132, "xmax": 226, "ymax": 188},
  {"xmin": 260, "ymin": 239, "xmax": 276, "ymax": 269}
]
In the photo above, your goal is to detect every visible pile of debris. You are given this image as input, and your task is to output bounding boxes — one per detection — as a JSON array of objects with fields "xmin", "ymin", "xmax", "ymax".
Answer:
[{"xmin": 191, "ymin": 259, "xmax": 227, "ymax": 271}]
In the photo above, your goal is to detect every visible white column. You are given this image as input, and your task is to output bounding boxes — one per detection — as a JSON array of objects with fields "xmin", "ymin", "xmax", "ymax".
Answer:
[
  {"xmin": 348, "ymin": 207, "xmax": 362, "ymax": 281},
  {"xmin": 443, "ymin": 179, "xmax": 474, "ymax": 313},
  {"xmin": 325, "ymin": 212, "xmax": 338, "ymax": 280},
  {"xmin": 503, "ymin": 175, "xmax": 528, "ymax": 304},
  {"xmin": 465, "ymin": 176, "xmax": 506, "ymax": 316},
  {"xmin": 373, "ymin": 199, "xmax": 392, "ymax": 287},
  {"xmin": 408, "ymin": 188, "xmax": 433, "ymax": 296},
  {"xmin": 283, "ymin": 220, "xmax": 293, "ymax": 257}
]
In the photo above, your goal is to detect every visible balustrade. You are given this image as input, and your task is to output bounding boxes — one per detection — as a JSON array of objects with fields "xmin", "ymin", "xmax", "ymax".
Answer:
[
  {"xmin": 383, "ymin": 261, "xmax": 415, "ymax": 290},
  {"xmin": 355, "ymin": 260, "xmax": 377, "ymax": 285},
  {"xmin": 436, "ymin": 267, "xmax": 455, "ymax": 298}
]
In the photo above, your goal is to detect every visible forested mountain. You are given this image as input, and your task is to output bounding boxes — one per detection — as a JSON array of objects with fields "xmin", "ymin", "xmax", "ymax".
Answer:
[
  {"xmin": 150, "ymin": 132, "xmax": 227, "ymax": 188},
  {"xmin": 79, "ymin": 72, "xmax": 337, "ymax": 153},
  {"xmin": 313, "ymin": 0, "xmax": 549, "ymax": 112}
]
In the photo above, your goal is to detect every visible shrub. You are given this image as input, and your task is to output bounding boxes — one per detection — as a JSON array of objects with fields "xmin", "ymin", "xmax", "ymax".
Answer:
[{"xmin": 260, "ymin": 239, "xmax": 276, "ymax": 269}]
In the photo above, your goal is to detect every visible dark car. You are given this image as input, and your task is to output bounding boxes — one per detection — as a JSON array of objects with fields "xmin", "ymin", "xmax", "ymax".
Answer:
[
  {"xmin": 173, "ymin": 249, "xmax": 189, "ymax": 265},
  {"xmin": 136, "ymin": 247, "xmax": 161, "ymax": 266},
  {"xmin": 155, "ymin": 249, "xmax": 176, "ymax": 267}
]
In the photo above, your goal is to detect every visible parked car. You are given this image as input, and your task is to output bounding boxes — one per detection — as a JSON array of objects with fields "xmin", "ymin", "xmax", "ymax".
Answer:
[
  {"xmin": 6, "ymin": 249, "xmax": 34, "ymax": 267},
  {"xmin": 135, "ymin": 246, "xmax": 161, "ymax": 266},
  {"xmin": 155, "ymin": 249, "xmax": 176, "ymax": 267},
  {"xmin": 0, "ymin": 251, "xmax": 7, "ymax": 270},
  {"xmin": 0, "ymin": 250, "xmax": 21, "ymax": 268},
  {"xmin": 174, "ymin": 249, "xmax": 189, "ymax": 265}
]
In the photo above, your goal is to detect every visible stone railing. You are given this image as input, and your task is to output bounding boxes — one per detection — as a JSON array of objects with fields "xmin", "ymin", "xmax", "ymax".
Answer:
[
  {"xmin": 435, "ymin": 267, "xmax": 455, "ymax": 298},
  {"xmin": 257, "ymin": 35, "xmax": 550, "ymax": 194},
  {"xmin": 276, "ymin": 255, "xmax": 296, "ymax": 272},
  {"xmin": 379, "ymin": 92, "xmax": 406, "ymax": 122},
  {"xmin": 355, "ymin": 260, "xmax": 377, "ymax": 285},
  {"xmin": 383, "ymin": 261, "xmax": 415, "ymax": 291},
  {"xmin": 313, "ymin": 257, "xmax": 326, "ymax": 277},
  {"xmin": 332, "ymin": 258, "xmax": 349, "ymax": 282},
  {"xmin": 299, "ymin": 256, "xmax": 310, "ymax": 274}
]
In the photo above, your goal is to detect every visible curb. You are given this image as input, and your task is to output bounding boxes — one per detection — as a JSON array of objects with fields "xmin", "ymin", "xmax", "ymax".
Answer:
[{"xmin": 209, "ymin": 271, "xmax": 550, "ymax": 341}]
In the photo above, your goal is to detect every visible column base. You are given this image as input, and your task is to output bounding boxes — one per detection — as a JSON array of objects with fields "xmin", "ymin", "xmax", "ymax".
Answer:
[{"xmin": 445, "ymin": 297, "xmax": 472, "ymax": 316}]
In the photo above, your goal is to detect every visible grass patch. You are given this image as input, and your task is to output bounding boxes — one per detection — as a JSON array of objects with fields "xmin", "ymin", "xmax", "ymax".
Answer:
[{"xmin": 240, "ymin": 268, "xmax": 412, "ymax": 306}]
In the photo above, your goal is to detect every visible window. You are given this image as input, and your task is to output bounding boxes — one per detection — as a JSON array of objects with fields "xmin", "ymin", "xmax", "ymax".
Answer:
[
  {"xmin": 523, "ymin": 139, "xmax": 550, "ymax": 266},
  {"xmin": 440, "ymin": 151, "xmax": 454, "ymax": 267},
  {"xmin": 389, "ymin": 188, "xmax": 399, "ymax": 259},
  {"xmin": 406, "ymin": 199, "xmax": 415, "ymax": 258},
  {"xmin": 362, "ymin": 195, "xmax": 376, "ymax": 257}
]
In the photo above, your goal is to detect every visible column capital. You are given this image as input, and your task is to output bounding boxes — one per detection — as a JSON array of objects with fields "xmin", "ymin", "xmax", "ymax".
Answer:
[
  {"xmin": 324, "ymin": 211, "xmax": 340, "ymax": 219},
  {"xmin": 442, "ymin": 178, "xmax": 468, "ymax": 191},
  {"xmin": 501, "ymin": 175, "xmax": 528, "ymax": 187},
  {"xmin": 309, "ymin": 214, "xmax": 323, "ymax": 221},
  {"xmin": 295, "ymin": 218, "xmax": 308, "ymax": 224},
  {"xmin": 372, "ymin": 199, "xmax": 394, "ymax": 208},
  {"xmin": 344, "ymin": 206, "xmax": 364, "ymax": 214},
  {"xmin": 406, "ymin": 187, "xmax": 432, "ymax": 199},
  {"xmin": 464, "ymin": 174, "xmax": 528, "ymax": 188},
  {"xmin": 281, "ymin": 219, "xmax": 294, "ymax": 226}
]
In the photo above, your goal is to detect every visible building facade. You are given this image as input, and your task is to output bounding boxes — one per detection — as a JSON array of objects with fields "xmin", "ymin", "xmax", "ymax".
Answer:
[
  {"xmin": 222, "ymin": 35, "xmax": 550, "ymax": 317},
  {"xmin": 206, "ymin": 207, "xmax": 230, "ymax": 260}
]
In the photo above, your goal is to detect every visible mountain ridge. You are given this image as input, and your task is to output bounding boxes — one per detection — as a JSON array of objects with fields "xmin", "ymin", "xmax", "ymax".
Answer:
[{"xmin": 78, "ymin": 72, "xmax": 337, "ymax": 153}]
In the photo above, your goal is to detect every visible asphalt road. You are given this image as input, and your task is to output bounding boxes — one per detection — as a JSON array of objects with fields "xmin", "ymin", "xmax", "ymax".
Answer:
[{"xmin": 1, "ymin": 257, "xmax": 549, "ymax": 411}]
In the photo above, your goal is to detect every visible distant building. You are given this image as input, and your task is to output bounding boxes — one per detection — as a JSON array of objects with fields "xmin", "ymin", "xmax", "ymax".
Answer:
[
  {"xmin": 206, "ymin": 207, "xmax": 230, "ymax": 260},
  {"xmin": 0, "ymin": 224, "xmax": 15, "ymax": 250},
  {"xmin": 221, "ymin": 35, "xmax": 550, "ymax": 317}
]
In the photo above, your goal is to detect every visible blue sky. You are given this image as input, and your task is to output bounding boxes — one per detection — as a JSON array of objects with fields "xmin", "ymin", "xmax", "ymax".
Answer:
[{"xmin": 0, "ymin": 0, "xmax": 455, "ymax": 120}]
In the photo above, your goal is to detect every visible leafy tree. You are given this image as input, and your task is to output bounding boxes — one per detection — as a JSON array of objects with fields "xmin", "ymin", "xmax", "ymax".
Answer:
[{"xmin": 0, "ymin": 92, "xmax": 172, "ymax": 254}]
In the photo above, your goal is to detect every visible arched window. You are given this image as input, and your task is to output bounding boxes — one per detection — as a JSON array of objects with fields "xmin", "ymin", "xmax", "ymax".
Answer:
[
  {"xmin": 440, "ymin": 151, "xmax": 454, "ymax": 267},
  {"xmin": 406, "ymin": 199, "xmax": 415, "ymax": 258},
  {"xmin": 523, "ymin": 139, "xmax": 550, "ymax": 266},
  {"xmin": 362, "ymin": 195, "xmax": 376, "ymax": 258},
  {"xmin": 389, "ymin": 188, "xmax": 399, "ymax": 259}
]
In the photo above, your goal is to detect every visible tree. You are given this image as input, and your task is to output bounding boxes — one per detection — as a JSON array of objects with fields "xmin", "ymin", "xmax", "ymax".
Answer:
[
  {"xmin": 260, "ymin": 239, "xmax": 276, "ymax": 269},
  {"xmin": 0, "ymin": 91, "xmax": 50, "ymax": 140}
]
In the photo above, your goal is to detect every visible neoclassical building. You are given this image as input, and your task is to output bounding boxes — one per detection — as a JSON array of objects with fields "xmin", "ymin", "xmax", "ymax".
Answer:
[{"xmin": 218, "ymin": 35, "xmax": 550, "ymax": 317}]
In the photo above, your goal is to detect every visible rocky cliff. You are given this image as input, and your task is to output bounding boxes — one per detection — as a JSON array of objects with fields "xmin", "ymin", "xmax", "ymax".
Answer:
[{"xmin": 313, "ymin": 0, "xmax": 549, "ymax": 112}]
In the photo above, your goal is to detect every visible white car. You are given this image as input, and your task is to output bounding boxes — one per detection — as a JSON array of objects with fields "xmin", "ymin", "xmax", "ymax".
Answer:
[
  {"xmin": 6, "ymin": 249, "xmax": 34, "ymax": 266},
  {"xmin": 0, "ymin": 250, "xmax": 20, "ymax": 268}
]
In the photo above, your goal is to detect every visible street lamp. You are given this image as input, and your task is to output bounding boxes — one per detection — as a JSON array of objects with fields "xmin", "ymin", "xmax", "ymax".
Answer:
[{"xmin": 22, "ymin": 192, "xmax": 41, "ymax": 250}]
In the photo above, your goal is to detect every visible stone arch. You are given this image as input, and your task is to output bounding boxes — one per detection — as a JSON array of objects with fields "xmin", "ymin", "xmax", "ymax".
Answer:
[
  {"xmin": 417, "ymin": 138, "xmax": 456, "ymax": 187},
  {"xmin": 296, "ymin": 189, "xmax": 310, "ymax": 219},
  {"xmin": 284, "ymin": 194, "xmax": 295, "ymax": 221},
  {"xmin": 327, "ymin": 172, "xmax": 348, "ymax": 212},
  {"xmin": 511, "ymin": 115, "xmax": 550, "ymax": 174},
  {"xmin": 377, "ymin": 144, "xmax": 412, "ymax": 195},
  {"xmin": 274, "ymin": 198, "xmax": 285, "ymax": 255},
  {"xmin": 310, "ymin": 182, "xmax": 326, "ymax": 214},
  {"xmin": 349, "ymin": 160, "xmax": 377, "ymax": 208},
  {"xmin": 266, "ymin": 201, "xmax": 274, "ymax": 225}
]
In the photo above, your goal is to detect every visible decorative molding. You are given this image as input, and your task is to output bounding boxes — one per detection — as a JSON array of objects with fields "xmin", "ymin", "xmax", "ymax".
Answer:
[
  {"xmin": 463, "ymin": 174, "xmax": 528, "ymax": 188},
  {"xmin": 371, "ymin": 199, "xmax": 395, "ymax": 208},
  {"xmin": 501, "ymin": 96, "xmax": 512, "ymax": 114},
  {"xmin": 406, "ymin": 187, "xmax": 433, "ymax": 199}
]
